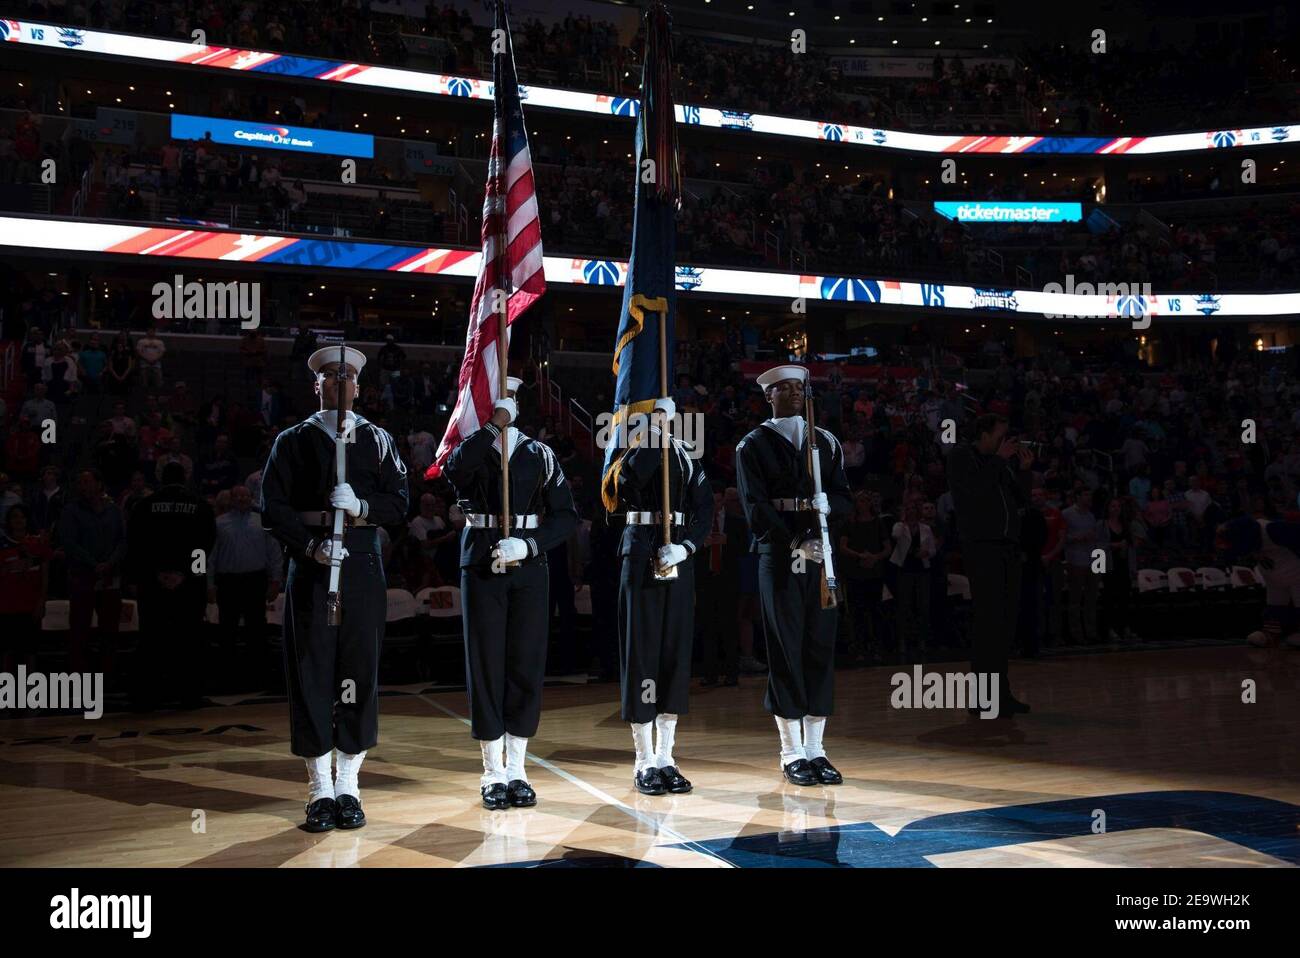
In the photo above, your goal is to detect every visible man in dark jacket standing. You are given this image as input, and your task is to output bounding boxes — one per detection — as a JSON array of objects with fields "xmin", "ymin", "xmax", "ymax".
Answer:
[
  {"xmin": 127, "ymin": 461, "xmax": 216, "ymax": 709},
  {"xmin": 947, "ymin": 413, "xmax": 1033, "ymax": 715}
]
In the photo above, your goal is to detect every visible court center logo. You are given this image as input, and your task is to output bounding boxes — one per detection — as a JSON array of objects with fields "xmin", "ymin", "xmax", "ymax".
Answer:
[{"xmin": 890, "ymin": 665, "xmax": 1000, "ymax": 718}]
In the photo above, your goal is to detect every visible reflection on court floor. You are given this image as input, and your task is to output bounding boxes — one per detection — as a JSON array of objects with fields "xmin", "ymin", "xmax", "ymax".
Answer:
[{"xmin": 0, "ymin": 646, "xmax": 1296, "ymax": 868}]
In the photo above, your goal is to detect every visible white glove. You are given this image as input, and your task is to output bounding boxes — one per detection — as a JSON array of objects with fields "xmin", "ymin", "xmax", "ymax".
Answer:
[
  {"xmin": 656, "ymin": 543, "xmax": 689, "ymax": 569},
  {"xmin": 491, "ymin": 537, "xmax": 529, "ymax": 565},
  {"xmin": 330, "ymin": 482, "xmax": 362, "ymax": 518},
  {"xmin": 654, "ymin": 396, "xmax": 676, "ymax": 422},
  {"xmin": 311, "ymin": 539, "xmax": 350, "ymax": 565},
  {"xmin": 811, "ymin": 492, "xmax": 831, "ymax": 516},
  {"xmin": 794, "ymin": 539, "xmax": 824, "ymax": 565},
  {"xmin": 493, "ymin": 397, "xmax": 517, "ymax": 425}
]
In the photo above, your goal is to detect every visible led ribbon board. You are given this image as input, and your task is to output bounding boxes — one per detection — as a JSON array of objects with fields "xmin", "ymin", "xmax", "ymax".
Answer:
[
  {"xmin": 169, "ymin": 113, "xmax": 374, "ymax": 158},
  {"xmin": 3, "ymin": 20, "xmax": 1297, "ymax": 157},
  {"xmin": 934, "ymin": 201, "xmax": 1083, "ymax": 223},
  {"xmin": 0, "ymin": 215, "xmax": 1293, "ymax": 320}
]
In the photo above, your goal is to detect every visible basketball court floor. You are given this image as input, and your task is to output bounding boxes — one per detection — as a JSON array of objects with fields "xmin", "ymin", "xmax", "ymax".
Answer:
[{"xmin": 1, "ymin": 645, "xmax": 1296, "ymax": 868}]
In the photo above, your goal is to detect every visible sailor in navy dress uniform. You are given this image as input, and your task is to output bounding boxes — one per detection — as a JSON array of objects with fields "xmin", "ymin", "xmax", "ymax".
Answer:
[
  {"xmin": 608, "ymin": 395, "xmax": 712, "ymax": 795},
  {"xmin": 734, "ymin": 365, "xmax": 852, "ymax": 787},
  {"xmin": 260, "ymin": 345, "xmax": 410, "ymax": 832},
  {"xmin": 441, "ymin": 376, "xmax": 577, "ymax": 810}
]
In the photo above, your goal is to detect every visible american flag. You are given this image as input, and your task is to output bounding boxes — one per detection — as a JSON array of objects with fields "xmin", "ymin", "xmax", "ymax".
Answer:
[{"xmin": 425, "ymin": 0, "xmax": 544, "ymax": 480}]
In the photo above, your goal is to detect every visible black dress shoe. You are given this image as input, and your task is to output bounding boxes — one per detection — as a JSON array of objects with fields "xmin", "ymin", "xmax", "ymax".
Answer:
[
  {"xmin": 1003, "ymin": 695, "xmax": 1031, "ymax": 714},
  {"xmin": 722, "ymin": 675, "xmax": 739, "ymax": 687},
  {"xmin": 700, "ymin": 676, "xmax": 719, "ymax": 688},
  {"xmin": 335, "ymin": 793, "xmax": 366, "ymax": 829},
  {"xmin": 782, "ymin": 758, "xmax": 819, "ymax": 787},
  {"xmin": 481, "ymin": 782, "xmax": 510, "ymax": 810},
  {"xmin": 635, "ymin": 767, "xmax": 667, "ymax": 795},
  {"xmin": 808, "ymin": 756, "xmax": 843, "ymax": 785},
  {"xmin": 303, "ymin": 797, "xmax": 338, "ymax": 832},
  {"xmin": 658, "ymin": 765, "xmax": 692, "ymax": 793},
  {"xmin": 507, "ymin": 779, "xmax": 537, "ymax": 807}
]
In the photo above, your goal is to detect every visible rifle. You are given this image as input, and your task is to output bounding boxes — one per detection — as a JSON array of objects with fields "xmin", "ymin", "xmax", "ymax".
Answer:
[
  {"xmin": 804, "ymin": 381, "xmax": 839, "ymax": 609},
  {"xmin": 325, "ymin": 343, "xmax": 351, "ymax": 625}
]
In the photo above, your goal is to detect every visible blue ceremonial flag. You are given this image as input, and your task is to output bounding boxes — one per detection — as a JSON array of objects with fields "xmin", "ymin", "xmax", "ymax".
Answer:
[{"xmin": 600, "ymin": 1, "xmax": 682, "ymax": 512}]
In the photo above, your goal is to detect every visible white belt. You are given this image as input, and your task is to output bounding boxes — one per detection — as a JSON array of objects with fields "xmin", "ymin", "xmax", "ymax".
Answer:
[
  {"xmin": 771, "ymin": 498, "xmax": 813, "ymax": 512},
  {"xmin": 466, "ymin": 513, "xmax": 539, "ymax": 529},
  {"xmin": 626, "ymin": 511, "xmax": 684, "ymax": 526},
  {"xmin": 297, "ymin": 510, "xmax": 371, "ymax": 527}
]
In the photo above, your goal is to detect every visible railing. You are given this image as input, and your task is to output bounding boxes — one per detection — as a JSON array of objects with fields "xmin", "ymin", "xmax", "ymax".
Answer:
[
  {"xmin": 448, "ymin": 178, "xmax": 471, "ymax": 244},
  {"xmin": 547, "ymin": 378, "xmax": 563, "ymax": 423},
  {"xmin": 0, "ymin": 340, "xmax": 16, "ymax": 395},
  {"xmin": 763, "ymin": 229, "xmax": 781, "ymax": 266},
  {"xmin": 1015, "ymin": 265, "xmax": 1034, "ymax": 288},
  {"xmin": 1138, "ymin": 208, "xmax": 1172, "ymax": 240},
  {"xmin": 533, "ymin": 358, "xmax": 548, "ymax": 415},
  {"xmin": 70, "ymin": 161, "xmax": 94, "ymax": 217},
  {"xmin": 569, "ymin": 398, "xmax": 595, "ymax": 461}
]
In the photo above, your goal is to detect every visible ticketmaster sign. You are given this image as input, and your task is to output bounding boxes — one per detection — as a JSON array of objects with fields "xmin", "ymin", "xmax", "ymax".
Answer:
[
  {"xmin": 934, "ymin": 201, "xmax": 1082, "ymax": 223},
  {"xmin": 170, "ymin": 114, "xmax": 375, "ymax": 158}
]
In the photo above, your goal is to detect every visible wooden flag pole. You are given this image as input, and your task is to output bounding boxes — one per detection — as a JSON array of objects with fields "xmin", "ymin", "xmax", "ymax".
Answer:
[
  {"xmin": 493, "ymin": 5, "xmax": 513, "ymax": 564},
  {"xmin": 498, "ymin": 302, "xmax": 511, "ymax": 545}
]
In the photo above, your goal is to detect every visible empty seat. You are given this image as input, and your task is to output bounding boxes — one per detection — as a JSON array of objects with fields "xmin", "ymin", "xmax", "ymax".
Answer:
[
  {"xmin": 1137, "ymin": 569, "xmax": 1169, "ymax": 593},
  {"xmin": 385, "ymin": 588, "xmax": 419, "ymax": 623},
  {"xmin": 116, "ymin": 600, "xmax": 138, "ymax": 631},
  {"xmin": 424, "ymin": 586, "xmax": 461, "ymax": 618},
  {"xmin": 946, "ymin": 574, "xmax": 971, "ymax": 600},
  {"xmin": 40, "ymin": 599, "xmax": 70, "ymax": 632},
  {"xmin": 1230, "ymin": 566, "xmax": 1263, "ymax": 588},
  {"xmin": 1197, "ymin": 567, "xmax": 1230, "ymax": 590}
]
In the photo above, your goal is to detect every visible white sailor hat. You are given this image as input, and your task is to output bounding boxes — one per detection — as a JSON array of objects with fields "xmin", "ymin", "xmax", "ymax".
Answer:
[
  {"xmin": 505, "ymin": 376, "xmax": 523, "ymax": 395},
  {"xmin": 755, "ymin": 364, "xmax": 808, "ymax": 390},
  {"xmin": 307, "ymin": 345, "xmax": 367, "ymax": 376}
]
